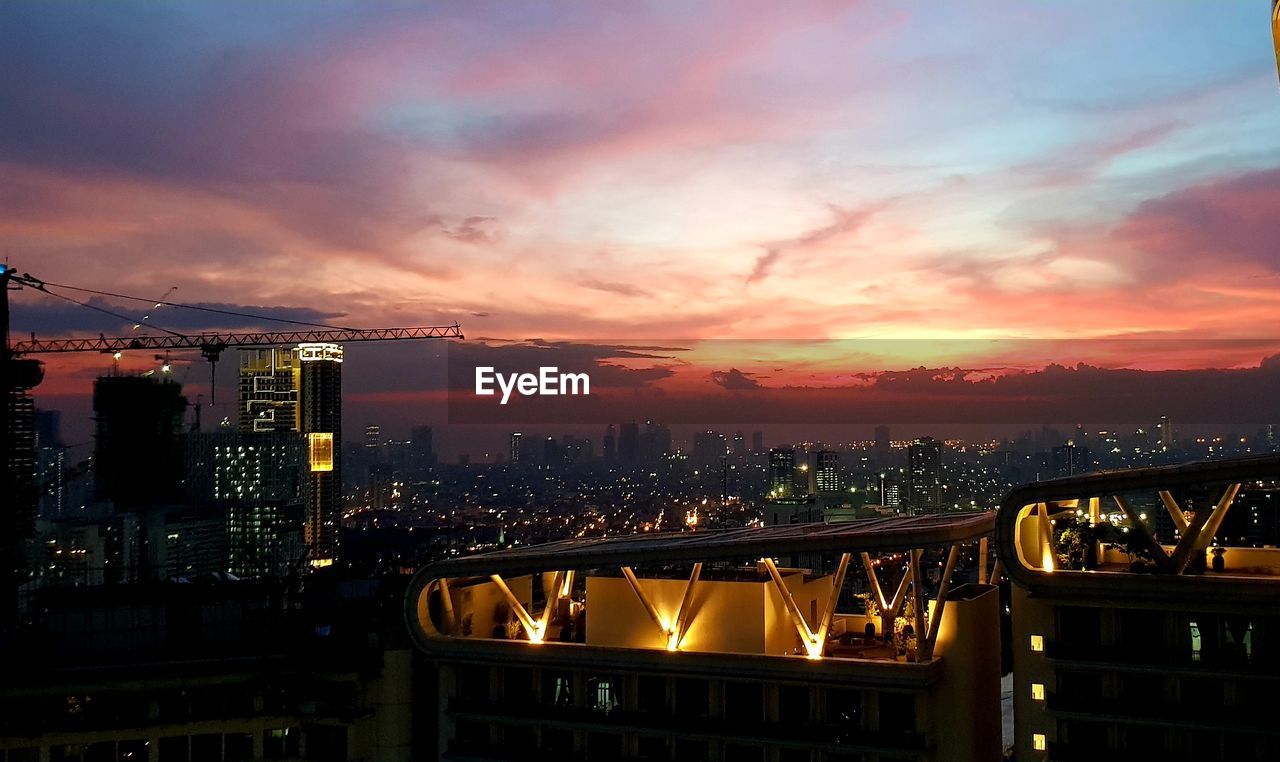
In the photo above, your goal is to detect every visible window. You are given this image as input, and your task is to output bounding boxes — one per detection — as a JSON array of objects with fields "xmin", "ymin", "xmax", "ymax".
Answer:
[
  {"xmin": 1030, "ymin": 634, "xmax": 1044, "ymax": 652},
  {"xmin": 1033, "ymin": 733, "xmax": 1047, "ymax": 751},
  {"xmin": 777, "ymin": 684, "xmax": 809, "ymax": 724},
  {"xmin": 589, "ymin": 676, "xmax": 617, "ymax": 714},
  {"xmin": 263, "ymin": 729, "xmax": 299, "ymax": 761},
  {"xmin": 157, "ymin": 738, "xmax": 188, "ymax": 762},
  {"xmin": 726, "ymin": 682, "xmax": 764, "ymax": 723},
  {"xmin": 674, "ymin": 679, "xmax": 709, "ymax": 718},
  {"xmin": 637, "ymin": 675, "xmax": 666, "ymax": 714},
  {"xmin": 1031, "ymin": 683, "xmax": 1045, "ymax": 701},
  {"xmin": 223, "ymin": 733, "xmax": 252, "ymax": 762},
  {"xmin": 878, "ymin": 692, "xmax": 916, "ymax": 735},
  {"xmin": 189, "ymin": 735, "xmax": 220, "ymax": 762}
]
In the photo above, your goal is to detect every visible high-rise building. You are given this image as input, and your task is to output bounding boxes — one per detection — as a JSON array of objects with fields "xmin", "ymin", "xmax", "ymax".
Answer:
[
  {"xmin": 603, "ymin": 425, "xmax": 616, "ymax": 464},
  {"xmin": 365, "ymin": 423, "xmax": 381, "ymax": 451},
  {"xmin": 409, "ymin": 424, "xmax": 436, "ymax": 478},
  {"xmin": 93, "ymin": 375, "xmax": 187, "ymax": 508},
  {"xmin": 238, "ymin": 348, "xmax": 299, "ymax": 433},
  {"xmin": 815, "ymin": 450, "xmax": 840, "ymax": 493},
  {"xmin": 908, "ymin": 437, "xmax": 943, "ymax": 513},
  {"xmin": 692, "ymin": 430, "xmax": 726, "ymax": 467},
  {"xmin": 187, "ymin": 429, "xmax": 306, "ymax": 578},
  {"xmin": 997, "ymin": 456, "xmax": 1280, "ymax": 761},
  {"xmin": 1157, "ymin": 415, "xmax": 1173, "ymax": 451},
  {"xmin": 732, "ymin": 431, "xmax": 746, "ymax": 456},
  {"xmin": 1051, "ymin": 443, "xmax": 1090, "ymax": 477},
  {"xmin": 875, "ymin": 425, "xmax": 891, "ymax": 463},
  {"xmin": 751, "ymin": 430, "xmax": 764, "ymax": 454},
  {"xmin": 298, "ymin": 342, "xmax": 342, "ymax": 565},
  {"xmin": 619, "ymin": 422, "xmax": 639, "ymax": 463},
  {"xmin": 768, "ymin": 448, "xmax": 798, "ymax": 498},
  {"xmin": 509, "ymin": 432, "xmax": 523, "ymax": 464}
]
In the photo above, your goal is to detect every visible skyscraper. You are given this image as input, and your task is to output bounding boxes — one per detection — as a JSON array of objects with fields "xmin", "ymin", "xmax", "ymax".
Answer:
[
  {"xmin": 297, "ymin": 343, "xmax": 342, "ymax": 565},
  {"xmin": 908, "ymin": 436, "xmax": 943, "ymax": 513},
  {"xmin": 93, "ymin": 375, "xmax": 188, "ymax": 508},
  {"xmin": 509, "ymin": 431, "xmax": 523, "ymax": 463},
  {"xmin": 618, "ymin": 422, "xmax": 639, "ymax": 463},
  {"xmin": 768, "ymin": 448, "xmax": 798, "ymax": 498},
  {"xmin": 815, "ymin": 450, "xmax": 840, "ymax": 493},
  {"xmin": 751, "ymin": 430, "xmax": 764, "ymax": 454},
  {"xmin": 238, "ymin": 348, "xmax": 299, "ymax": 433},
  {"xmin": 874, "ymin": 425, "xmax": 891, "ymax": 463},
  {"xmin": 1051, "ymin": 443, "xmax": 1090, "ymax": 477}
]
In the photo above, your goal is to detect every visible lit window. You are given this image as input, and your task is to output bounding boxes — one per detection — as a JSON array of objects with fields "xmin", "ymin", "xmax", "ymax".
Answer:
[
  {"xmin": 1033, "ymin": 733, "xmax": 1047, "ymax": 751},
  {"xmin": 1030, "ymin": 634, "xmax": 1044, "ymax": 652},
  {"xmin": 1031, "ymin": 683, "xmax": 1045, "ymax": 701}
]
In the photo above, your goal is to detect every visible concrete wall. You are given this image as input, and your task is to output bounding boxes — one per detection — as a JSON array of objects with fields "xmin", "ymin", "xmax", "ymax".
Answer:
[
  {"xmin": 930, "ymin": 583, "xmax": 1002, "ymax": 762},
  {"xmin": 1009, "ymin": 584, "xmax": 1054, "ymax": 762},
  {"xmin": 449, "ymin": 576, "xmax": 533, "ymax": 639},
  {"xmin": 586, "ymin": 572, "xmax": 833, "ymax": 656}
]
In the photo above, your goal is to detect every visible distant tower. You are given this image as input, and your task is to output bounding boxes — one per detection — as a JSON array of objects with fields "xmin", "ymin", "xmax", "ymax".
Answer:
[
  {"xmin": 1052, "ymin": 443, "xmax": 1090, "ymax": 477},
  {"xmin": 619, "ymin": 423, "xmax": 639, "ymax": 463},
  {"xmin": 1157, "ymin": 415, "xmax": 1173, "ymax": 451},
  {"xmin": 602, "ymin": 425, "xmax": 616, "ymax": 463},
  {"xmin": 409, "ymin": 425, "xmax": 436, "ymax": 477},
  {"xmin": 298, "ymin": 343, "xmax": 342, "ymax": 565},
  {"xmin": 733, "ymin": 431, "xmax": 746, "ymax": 456},
  {"xmin": 509, "ymin": 432, "xmax": 523, "ymax": 464},
  {"xmin": 751, "ymin": 431, "xmax": 764, "ymax": 454},
  {"xmin": 908, "ymin": 437, "xmax": 943, "ymax": 513},
  {"xmin": 238, "ymin": 348, "xmax": 299, "ymax": 433},
  {"xmin": 874, "ymin": 425, "xmax": 891, "ymax": 464},
  {"xmin": 365, "ymin": 423, "xmax": 381, "ymax": 451}
]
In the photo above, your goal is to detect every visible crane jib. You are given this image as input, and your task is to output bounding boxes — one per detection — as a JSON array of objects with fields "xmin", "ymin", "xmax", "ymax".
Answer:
[{"xmin": 13, "ymin": 325, "xmax": 463, "ymax": 354}]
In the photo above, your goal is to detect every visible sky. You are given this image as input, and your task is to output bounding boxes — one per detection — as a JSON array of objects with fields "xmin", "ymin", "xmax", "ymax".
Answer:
[{"xmin": 4, "ymin": 1, "xmax": 1280, "ymax": 450}]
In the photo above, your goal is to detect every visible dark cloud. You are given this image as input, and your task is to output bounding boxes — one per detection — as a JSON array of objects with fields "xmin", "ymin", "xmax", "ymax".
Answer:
[
  {"xmin": 1113, "ymin": 167, "xmax": 1280, "ymax": 274},
  {"xmin": 710, "ymin": 368, "xmax": 762, "ymax": 390}
]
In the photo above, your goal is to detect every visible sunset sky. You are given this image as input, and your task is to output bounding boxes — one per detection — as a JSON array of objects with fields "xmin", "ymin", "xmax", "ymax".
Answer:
[{"xmin": 4, "ymin": 1, "xmax": 1280, "ymax": 446}]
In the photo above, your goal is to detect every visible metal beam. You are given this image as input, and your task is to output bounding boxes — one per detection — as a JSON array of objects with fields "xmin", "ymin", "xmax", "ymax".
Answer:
[
  {"xmin": 762, "ymin": 557, "xmax": 821, "ymax": 658},
  {"xmin": 910, "ymin": 549, "xmax": 926, "ymax": 662},
  {"xmin": 814, "ymin": 553, "xmax": 851, "ymax": 649},
  {"xmin": 1159, "ymin": 490, "xmax": 1189, "ymax": 533},
  {"xmin": 621, "ymin": 566, "xmax": 669, "ymax": 635},
  {"xmin": 489, "ymin": 574, "xmax": 542, "ymax": 641},
  {"xmin": 923, "ymin": 545, "xmax": 960, "ymax": 659},
  {"xmin": 670, "ymin": 563, "xmax": 703, "ymax": 650},
  {"xmin": 1112, "ymin": 495, "xmax": 1170, "ymax": 567}
]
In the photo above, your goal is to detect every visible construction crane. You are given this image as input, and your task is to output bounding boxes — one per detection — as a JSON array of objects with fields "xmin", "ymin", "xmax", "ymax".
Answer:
[
  {"xmin": 0, "ymin": 265, "xmax": 463, "ymax": 551},
  {"xmin": 1, "ymin": 266, "xmax": 462, "ymax": 399}
]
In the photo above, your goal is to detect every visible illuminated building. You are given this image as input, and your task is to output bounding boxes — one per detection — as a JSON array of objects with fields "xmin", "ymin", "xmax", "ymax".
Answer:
[
  {"xmin": 238, "ymin": 348, "xmax": 300, "ymax": 434},
  {"xmin": 188, "ymin": 430, "xmax": 305, "ymax": 578},
  {"xmin": 92, "ymin": 375, "xmax": 187, "ymax": 508},
  {"xmin": 509, "ymin": 432, "xmax": 523, "ymax": 464},
  {"xmin": 768, "ymin": 448, "xmax": 800, "ymax": 498},
  {"xmin": 996, "ymin": 455, "xmax": 1280, "ymax": 760},
  {"xmin": 298, "ymin": 343, "xmax": 342, "ymax": 565},
  {"xmin": 406, "ymin": 513, "xmax": 1000, "ymax": 762},
  {"xmin": 908, "ymin": 438, "xmax": 943, "ymax": 514},
  {"xmin": 815, "ymin": 450, "xmax": 841, "ymax": 494}
]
